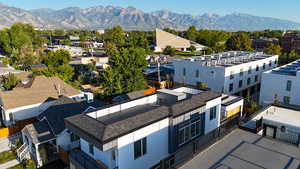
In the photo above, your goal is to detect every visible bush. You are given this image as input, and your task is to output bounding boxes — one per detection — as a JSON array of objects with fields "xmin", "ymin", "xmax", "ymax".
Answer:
[
  {"xmin": 2, "ymin": 73, "xmax": 19, "ymax": 91},
  {"xmin": 163, "ymin": 46, "xmax": 176, "ymax": 56}
]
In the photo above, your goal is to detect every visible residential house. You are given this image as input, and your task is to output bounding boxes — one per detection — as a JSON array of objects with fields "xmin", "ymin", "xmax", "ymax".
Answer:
[
  {"xmin": 281, "ymin": 31, "xmax": 300, "ymax": 53},
  {"xmin": 154, "ymin": 29, "xmax": 206, "ymax": 52},
  {"xmin": 173, "ymin": 51, "xmax": 278, "ymax": 98},
  {"xmin": 259, "ymin": 59, "xmax": 300, "ymax": 106},
  {"xmin": 65, "ymin": 87, "xmax": 243, "ymax": 169},
  {"xmin": 0, "ymin": 75, "xmax": 83, "ymax": 127},
  {"xmin": 252, "ymin": 37, "xmax": 279, "ymax": 51},
  {"xmin": 20, "ymin": 95, "xmax": 104, "ymax": 167}
]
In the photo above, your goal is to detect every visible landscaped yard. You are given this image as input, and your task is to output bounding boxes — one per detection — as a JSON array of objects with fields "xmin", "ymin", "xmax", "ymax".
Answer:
[{"xmin": 0, "ymin": 150, "xmax": 16, "ymax": 165}]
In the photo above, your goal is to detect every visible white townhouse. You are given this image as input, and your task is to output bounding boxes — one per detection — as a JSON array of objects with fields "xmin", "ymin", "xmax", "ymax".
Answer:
[
  {"xmin": 65, "ymin": 87, "xmax": 243, "ymax": 169},
  {"xmin": 259, "ymin": 59, "xmax": 300, "ymax": 106},
  {"xmin": 173, "ymin": 51, "xmax": 278, "ymax": 97},
  {"xmin": 0, "ymin": 74, "xmax": 84, "ymax": 127}
]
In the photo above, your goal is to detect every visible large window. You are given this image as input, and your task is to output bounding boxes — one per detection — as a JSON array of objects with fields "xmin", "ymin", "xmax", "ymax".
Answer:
[
  {"xmin": 89, "ymin": 143, "xmax": 94, "ymax": 155},
  {"xmin": 178, "ymin": 117, "xmax": 201, "ymax": 146},
  {"xmin": 255, "ymin": 75, "xmax": 258, "ymax": 82},
  {"xmin": 210, "ymin": 106, "xmax": 217, "ymax": 120},
  {"xmin": 286, "ymin": 80, "xmax": 292, "ymax": 91},
  {"xmin": 183, "ymin": 68, "xmax": 186, "ymax": 76},
  {"xmin": 134, "ymin": 137, "xmax": 147, "ymax": 159}
]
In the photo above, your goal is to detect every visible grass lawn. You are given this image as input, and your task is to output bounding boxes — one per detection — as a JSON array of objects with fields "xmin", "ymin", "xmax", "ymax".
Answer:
[{"xmin": 0, "ymin": 150, "xmax": 16, "ymax": 165}]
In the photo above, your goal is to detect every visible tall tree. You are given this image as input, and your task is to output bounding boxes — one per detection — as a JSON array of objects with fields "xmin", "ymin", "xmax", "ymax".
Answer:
[
  {"xmin": 104, "ymin": 26, "xmax": 126, "ymax": 47},
  {"xmin": 226, "ymin": 33, "xmax": 252, "ymax": 51},
  {"xmin": 102, "ymin": 47, "xmax": 148, "ymax": 96},
  {"xmin": 185, "ymin": 26, "xmax": 198, "ymax": 42},
  {"xmin": 264, "ymin": 44, "xmax": 282, "ymax": 56}
]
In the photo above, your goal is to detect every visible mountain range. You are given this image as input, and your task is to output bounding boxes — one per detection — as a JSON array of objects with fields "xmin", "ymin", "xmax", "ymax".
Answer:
[{"xmin": 1, "ymin": 3, "xmax": 300, "ymax": 31}]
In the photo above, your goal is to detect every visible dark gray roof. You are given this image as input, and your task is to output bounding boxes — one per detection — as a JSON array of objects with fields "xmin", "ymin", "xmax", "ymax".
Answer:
[
  {"xmin": 170, "ymin": 91, "xmax": 221, "ymax": 117},
  {"xmin": 23, "ymin": 119, "xmax": 55, "ymax": 144},
  {"xmin": 66, "ymin": 105, "xmax": 170, "ymax": 144},
  {"xmin": 112, "ymin": 90, "xmax": 146, "ymax": 103},
  {"xmin": 38, "ymin": 96, "xmax": 105, "ymax": 135},
  {"xmin": 66, "ymin": 91, "xmax": 221, "ymax": 145}
]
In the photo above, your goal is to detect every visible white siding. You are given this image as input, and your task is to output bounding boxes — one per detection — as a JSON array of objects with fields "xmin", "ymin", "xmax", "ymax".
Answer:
[
  {"xmin": 80, "ymin": 139, "xmax": 117, "ymax": 169},
  {"xmin": 117, "ymin": 118, "xmax": 170, "ymax": 169},
  {"xmin": 173, "ymin": 55, "xmax": 278, "ymax": 95},
  {"xmin": 204, "ymin": 97, "xmax": 222, "ymax": 134},
  {"xmin": 260, "ymin": 71, "xmax": 300, "ymax": 106}
]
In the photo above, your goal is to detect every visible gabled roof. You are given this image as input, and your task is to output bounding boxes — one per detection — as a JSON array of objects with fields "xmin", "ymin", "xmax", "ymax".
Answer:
[
  {"xmin": 38, "ymin": 96, "xmax": 104, "ymax": 135},
  {"xmin": 156, "ymin": 29, "xmax": 191, "ymax": 49},
  {"xmin": 22, "ymin": 119, "xmax": 55, "ymax": 144},
  {"xmin": 0, "ymin": 75, "xmax": 81, "ymax": 109}
]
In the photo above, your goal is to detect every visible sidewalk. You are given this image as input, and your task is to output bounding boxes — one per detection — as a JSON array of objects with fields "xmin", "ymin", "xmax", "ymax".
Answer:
[{"xmin": 0, "ymin": 159, "xmax": 19, "ymax": 169}]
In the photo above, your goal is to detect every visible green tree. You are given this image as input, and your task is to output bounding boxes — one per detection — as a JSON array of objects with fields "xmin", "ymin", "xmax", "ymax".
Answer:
[
  {"xmin": 185, "ymin": 26, "xmax": 198, "ymax": 42},
  {"xmin": 104, "ymin": 42, "xmax": 118, "ymax": 57},
  {"xmin": 226, "ymin": 33, "xmax": 252, "ymax": 51},
  {"xmin": 104, "ymin": 26, "xmax": 126, "ymax": 47},
  {"xmin": 2, "ymin": 73, "xmax": 19, "ymax": 91},
  {"xmin": 264, "ymin": 44, "xmax": 282, "ymax": 55},
  {"xmin": 0, "ymin": 29, "xmax": 12, "ymax": 54},
  {"xmin": 163, "ymin": 46, "xmax": 176, "ymax": 56},
  {"xmin": 102, "ymin": 47, "xmax": 148, "ymax": 96},
  {"xmin": 44, "ymin": 49, "xmax": 71, "ymax": 67}
]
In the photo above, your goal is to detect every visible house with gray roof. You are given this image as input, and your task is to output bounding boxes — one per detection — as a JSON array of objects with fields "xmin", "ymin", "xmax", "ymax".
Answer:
[
  {"xmin": 65, "ymin": 87, "xmax": 243, "ymax": 169},
  {"xmin": 19, "ymin": 96, "xmax": 104, "ymax": 167}
]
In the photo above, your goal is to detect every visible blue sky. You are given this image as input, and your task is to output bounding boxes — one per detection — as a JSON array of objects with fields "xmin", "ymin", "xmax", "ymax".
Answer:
[{"xmin": 1, "ymin": 0, "xmax": 300, "ymax": 22}]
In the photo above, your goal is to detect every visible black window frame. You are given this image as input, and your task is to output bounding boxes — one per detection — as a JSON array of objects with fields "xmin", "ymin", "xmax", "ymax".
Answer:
[
  {"xmin": 209, "ymin": 106, "xmax": 217, "ymax": 120},
  {"xmin": 134, "ymin": 137, "xmax": 147, "ymax": 159}
]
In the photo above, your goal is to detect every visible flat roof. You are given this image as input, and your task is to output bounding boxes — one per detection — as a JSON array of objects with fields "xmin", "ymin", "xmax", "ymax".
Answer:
[
  {"xmin": 263, "ymin": 106, "xmax": 300, "ymax": 129},
  {"xmin": 270, "ymin": 59, "xmax": 300, "ymax": 76},
  {"xmin": 65, "ymin": 90, "xmax": 221, "ymax": 145},
  {"xmin": 179, "ymin": 129, "xmax": 300, "ymax": 169},
  {"xmin": 176, "ymin": 51, "xmax": 277, "ymax": 68}
]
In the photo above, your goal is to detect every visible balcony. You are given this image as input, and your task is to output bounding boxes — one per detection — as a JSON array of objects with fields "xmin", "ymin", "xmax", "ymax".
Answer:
[{"xmin": 69, "ymin": 149, "xmax": 108, "ymax": 169}]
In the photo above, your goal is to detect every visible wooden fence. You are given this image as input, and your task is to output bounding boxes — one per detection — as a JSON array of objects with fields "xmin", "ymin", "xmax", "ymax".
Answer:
[{"xmin": 0, "ymin": 118, "xmax": 38, "ymax": 139}]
